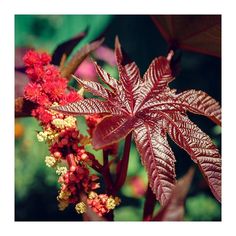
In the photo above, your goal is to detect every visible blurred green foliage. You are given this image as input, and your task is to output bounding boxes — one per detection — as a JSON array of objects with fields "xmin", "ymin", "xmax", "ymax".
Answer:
[
  {"xmin": 185, "ymin": 194, "xmax": 221, "ymax": 221},
  {"xmin": 15, "ymin": 15, "xmax": 112, "ymax": 53},
  {"xmin": 15, "ymin": 117, "xmax": 54, "ymax": 201},
  {"xmin": 114, "ymin": 206, "xmax": 143, "ymax": 221},
  {"xmin": 15, "ymin": 15, "xmax": 221, "ymax": 221}
]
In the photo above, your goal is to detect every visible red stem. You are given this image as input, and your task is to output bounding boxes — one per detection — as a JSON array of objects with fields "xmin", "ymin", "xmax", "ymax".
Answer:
[
  {"xmin": 143, "ymin": 184, "xmax": 156, "ymax": 221},
  {"xmin": 103, "ymin": 149, "xmax": 109, "ymax": 166},
  {"xmin": 112, "ymin": 132, "xmax": 132, "ymax": 194},
  {"xmin": 88, "ymin": 154, "xmax": 103, "ymax": 173},
  {"xmin": 102, "ymin": 150, "xmax": 113, "ymax": 194}
]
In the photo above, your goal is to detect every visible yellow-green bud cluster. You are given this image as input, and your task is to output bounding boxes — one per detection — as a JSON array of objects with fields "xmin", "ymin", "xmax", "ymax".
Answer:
[
  {"xmin": 56, "ymin": 166, "xmax": 68, "ymax": 175},
  {"xmin": 37, "ymin": 129, "xmax": 58, "ymax": 143},
  {"xmin": 51, "ymin": 116, "xmax": 77, "ymax": 129},
  {"xmin": 45, "ymin": 156, "xmax": 57, "ymax": 167},
  {"xmin": 75, "ymin": 202, "xmax": 87, "ymax": 214}
]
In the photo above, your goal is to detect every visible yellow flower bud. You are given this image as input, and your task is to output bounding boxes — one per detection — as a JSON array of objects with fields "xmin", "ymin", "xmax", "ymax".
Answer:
[
  {"xmin": 106, "ymin": 197, "xmax": 116, "ymax": 210},
  {"xmin": 37, "ymin": 132, "xmax": 47, "ymax": 142},
  {"xmin": 51, "ymin": 118, "xmax": 65, "ymax": 129},
  {"xmin": 56, "ymin": 166, "xmax": 68, "ymax": 175},
  {"xmin": 75, "ymin": 202, "xmax": 87, "ymax": 214},
  {"xmin": 45, "ymin": 156, "xmax": 56, "ymax": 167},
  {"xmin": 58, "ymin": 190, "xmax": 71, "ymax": 200},
  {"xmin": 88, "ymin": 191, "xmax": 98, "ymax": 199},
  {"xmin": 64, "ymin": 116, "xmax": 77, "ymax": 128}
]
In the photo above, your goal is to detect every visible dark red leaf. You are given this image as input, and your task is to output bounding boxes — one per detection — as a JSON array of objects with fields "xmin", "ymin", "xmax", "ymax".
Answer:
[
  {"xmin": 52, "ymin": 37, "xmax": 221, "ymax": 204},
  {"xmin": 143, "ymin": 57, "xmax": 174, "ymax": 93},
  {"xmin": 151, "ymin": 15, "xmax": 221, "ymax": 57},
  {"xmin": 94, "ymin": 61, "xmax": 119, "ymax": 92},
  {"xmin": 139, "ymin": 89, "xmax": 221, "ymax": 125}
]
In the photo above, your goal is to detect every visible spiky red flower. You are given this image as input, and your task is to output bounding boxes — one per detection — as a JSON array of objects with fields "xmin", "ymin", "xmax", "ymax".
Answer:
[
  {"xmin": 60, "ymin": 91, "xmax": 83, "ymax": 105},
  {"xmin": 23, "ymin": 50, "xmax": 51, "ymax": 67},
  {"xmin": 52, "ymin": 37, "xmax": 221, "ymax": 205},
  {"xmin": 23, "ymin": 50, "xmax": 82, "ymax": 124},
  {"xmin": 42, "ymin": 64, "xmax": 61, "ymax": 82},
  {"xmin": 31, "ymin": 106, "xmax": 53, "ymax": 124},
  {"xmin": 42, "ymin": 79, "xmax": 67, "ymax": 101},
  {"xmin": 24, "ymin": 82, "xmax": 42, "ymax": 102}
]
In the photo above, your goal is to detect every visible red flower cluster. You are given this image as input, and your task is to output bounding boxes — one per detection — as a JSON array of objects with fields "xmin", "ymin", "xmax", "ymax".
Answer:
[
  {"xmin": 50, "ymin": 128, "xmax": 80, "ymax": 158},
  {"xmin": 87, "ymin": 192, "xmax": 120, "ymax": 216},
  {"xmin": 22, "ymin": 50, "xmax": 120, "ymax": 217},
  {"xmin": 23, "ymin": 50, "xmax": 81, "ymax": 124},
  {"xmin": 57, "ymin": 154, "xmax": 100, "ymax": 209}
]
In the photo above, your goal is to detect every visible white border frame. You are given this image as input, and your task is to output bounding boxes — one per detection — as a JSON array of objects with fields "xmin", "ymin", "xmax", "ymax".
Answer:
[{"xmin": 1, "ymin": 1, "xmax": 235, "ymax": 236}]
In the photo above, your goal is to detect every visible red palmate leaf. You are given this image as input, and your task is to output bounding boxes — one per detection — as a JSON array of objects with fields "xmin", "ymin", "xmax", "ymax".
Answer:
[
  {"xmin": 151, "ymin": 15, "xmax": 221, "ymax": 57},
  {"xmin": 140, "ymin": 89, "xmax": 221, "ymax": 125},
  {"xmin": 52, "ymin": 37, "xmax": 221, "ymax": 205},
  {"xmin": 119, "ymin": 62, "xmax": 142, "ymax": 112}
]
